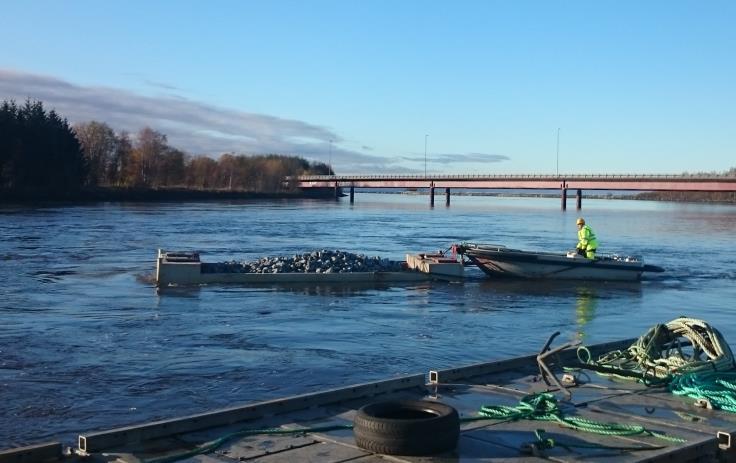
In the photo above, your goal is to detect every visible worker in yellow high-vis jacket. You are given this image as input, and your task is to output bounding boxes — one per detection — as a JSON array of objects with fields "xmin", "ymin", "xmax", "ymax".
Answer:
[{"xmin": 576, "ymin": 217, "xmax": 598, "ymax": 259}]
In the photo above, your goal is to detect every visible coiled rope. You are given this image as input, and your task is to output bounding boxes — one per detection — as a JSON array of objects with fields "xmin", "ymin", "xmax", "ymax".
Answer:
[
  {"xmin": 577, "ymin": 317, "xmax": 734, "ymax": 381},
  {"xmin": 574, "ymin": 317, "xmax": 736, "ymax": 412},
  {"xmin": 478, "ymin": 392, "xmax": 685, "ymax": 443}
]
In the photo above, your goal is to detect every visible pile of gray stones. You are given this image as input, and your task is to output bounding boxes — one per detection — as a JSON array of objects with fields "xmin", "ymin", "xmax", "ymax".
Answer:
[{"xmin": 203, "ymin": 250, "xmax": 404, "ymax": 274}]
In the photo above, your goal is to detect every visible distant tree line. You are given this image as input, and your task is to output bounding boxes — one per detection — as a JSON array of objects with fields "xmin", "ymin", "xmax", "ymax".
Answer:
[
  {"xmin": 1, "ymin": 99, "xmax": 332, "ymax": 198},
  {"xmin": 0, "ymin": 100, "xmax": 87, "ymax": 194},
  {"xmin": 635, "ymin": 190, "xmax": 736, "ymax": 203},
  {"xmin": 634, "ymin": 167, "xmax": 736, "ymax": 203},
  {"xmin": 71, "ymin": 122, "xmax": 332, "ymax": 190}
]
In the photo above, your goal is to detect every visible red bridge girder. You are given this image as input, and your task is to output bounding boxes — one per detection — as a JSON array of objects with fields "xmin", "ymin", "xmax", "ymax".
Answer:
[{"xmin": 294, "ymin": 175, "xmax": 736, "ymax": 192}]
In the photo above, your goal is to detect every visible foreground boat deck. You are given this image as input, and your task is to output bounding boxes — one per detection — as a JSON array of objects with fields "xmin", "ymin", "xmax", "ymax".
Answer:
[{"xmin": 6, "ymin": 338, "xmax": 736, "ymax": 463}]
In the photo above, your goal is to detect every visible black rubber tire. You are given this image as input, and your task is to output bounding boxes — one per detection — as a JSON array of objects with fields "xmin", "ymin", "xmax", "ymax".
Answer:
[{"xmin": 353, "ymin": 400, "xmax": 459, "ymax": 456}]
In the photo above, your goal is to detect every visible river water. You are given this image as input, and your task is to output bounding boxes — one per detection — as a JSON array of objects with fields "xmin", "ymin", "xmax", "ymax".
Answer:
[{"xmin": 1, "ymin": 193, "xmax": 735, "ymax": 447}]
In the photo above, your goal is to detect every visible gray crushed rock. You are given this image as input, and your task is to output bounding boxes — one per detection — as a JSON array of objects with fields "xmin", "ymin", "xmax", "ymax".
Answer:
[{"xmin": 202, "ymin": 250, "xmax": 404, "ymax": 274}]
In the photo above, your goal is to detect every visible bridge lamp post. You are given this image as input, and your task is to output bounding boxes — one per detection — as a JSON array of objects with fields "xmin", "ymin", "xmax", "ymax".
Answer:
[
  {"xmin": 556, "ymin": 128, "xmax": 560, "ymax": 177},
  {"xmin": 424, "ymin": 134, "xmax": 428, "ymax": 177},
  {"xmin": 329, "ymin": 139, "xmax": 333, "ymax": 175}
]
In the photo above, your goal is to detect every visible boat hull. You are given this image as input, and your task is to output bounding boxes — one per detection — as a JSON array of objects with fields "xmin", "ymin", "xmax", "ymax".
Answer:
[{"xmin": 465, "ymin": 248, "xmax": 651, "ymax": 281}]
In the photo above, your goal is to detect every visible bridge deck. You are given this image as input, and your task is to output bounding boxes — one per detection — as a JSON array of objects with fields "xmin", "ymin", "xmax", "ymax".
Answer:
[{"xmin": 295, "ymin": 174, "xmax": 736, "ymax": 192}]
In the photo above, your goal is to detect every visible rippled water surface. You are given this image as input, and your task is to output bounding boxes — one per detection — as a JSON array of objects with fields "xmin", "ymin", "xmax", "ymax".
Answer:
[{"xmin": 1, "ymin": 193, "xmax": 735, "ymax": 447}]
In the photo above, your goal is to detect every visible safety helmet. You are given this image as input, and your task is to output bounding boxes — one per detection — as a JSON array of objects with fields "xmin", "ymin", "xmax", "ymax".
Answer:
[{"xmin": 576, "ymin": 218, "xmax": 585, "ymax": 225}]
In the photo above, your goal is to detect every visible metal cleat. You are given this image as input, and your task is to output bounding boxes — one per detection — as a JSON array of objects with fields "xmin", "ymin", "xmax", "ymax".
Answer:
[
  {"xmin": 520, "ymin": 442, "xmax": 546, "ymax": 457},
  {"xmin": 695, "ymin": 398, "xmax": 714, "ymax": 409},
  {"xmin": 561, "ymin": 373, "xmax": 577, "ymax": 387}
]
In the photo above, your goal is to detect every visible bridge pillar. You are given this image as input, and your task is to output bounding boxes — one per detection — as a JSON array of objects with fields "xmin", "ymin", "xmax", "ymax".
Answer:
[
  {"xmin": 430, "ymin": 184, "xmax": 435, "ymax": 207},
  {"xmin": 561, "ymin": 186, "xmax": 567, "ymax": 210},
  {"xmin": 334, "ymin": 181, "xmax": 339, "ymax": 200},
  {"xmin": 576, "ymin": 189, "xmax": 582, "ymax": 210},
  {"xmin": 350, "ymin": 185, "xmax": 354, "ymax": 203},
  {"xmin": 445, "ymin": 188, "xmax": 450, "ymax": 206}
]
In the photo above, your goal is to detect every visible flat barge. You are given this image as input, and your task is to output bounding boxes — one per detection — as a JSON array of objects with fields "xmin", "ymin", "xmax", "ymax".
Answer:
[
  {"xmin": 7, "ymin": 320, "xmax": 736, "ymax": 462},
  {"xmin": 155, "ymin": 249, "xmax": 464, "ymax": 286}
]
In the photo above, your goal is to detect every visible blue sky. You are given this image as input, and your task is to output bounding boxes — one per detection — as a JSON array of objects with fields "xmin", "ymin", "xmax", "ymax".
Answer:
[{"xmin": 1, "ymin": 0, "xmax": 734, "ymax": 174}]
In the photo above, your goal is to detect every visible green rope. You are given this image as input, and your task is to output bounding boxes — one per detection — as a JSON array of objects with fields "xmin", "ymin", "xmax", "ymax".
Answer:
[
  {"xmin": 477, "ymin": 393, "xmax": 685, "ymax": 443},
  {"xmin": 143, "ymin": 424, "xmax": 354, "ymax": 463},
  {"xmin": 669, "ymin": 371, "xmax": 736, "ymax": 412}
]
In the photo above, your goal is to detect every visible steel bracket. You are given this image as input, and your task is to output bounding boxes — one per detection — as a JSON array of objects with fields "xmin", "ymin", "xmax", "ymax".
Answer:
[{"xmin": 718, "ymin": 431, "xmax": 732, "ymax": 451}]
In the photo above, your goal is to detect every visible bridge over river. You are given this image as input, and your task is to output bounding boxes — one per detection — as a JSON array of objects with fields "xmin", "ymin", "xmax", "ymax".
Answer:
[{"xmin": 294, "ymin": 174, "xmax": 736, "ymax": 209}]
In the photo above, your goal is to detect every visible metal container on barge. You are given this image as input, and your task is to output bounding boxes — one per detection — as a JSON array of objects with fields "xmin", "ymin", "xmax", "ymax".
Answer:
[{"xmin": 155, "ymin": 249, "xmax": 464, "ymax": 286}]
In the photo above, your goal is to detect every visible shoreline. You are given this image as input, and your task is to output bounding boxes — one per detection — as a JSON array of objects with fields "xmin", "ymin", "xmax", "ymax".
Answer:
[
  {"xmin": 0, "ymin": 186, "xmax": 338, "ymax": 203},
  {"xmin": 2, "ymin": 187, "xmax": 734, "ymax": 204}
]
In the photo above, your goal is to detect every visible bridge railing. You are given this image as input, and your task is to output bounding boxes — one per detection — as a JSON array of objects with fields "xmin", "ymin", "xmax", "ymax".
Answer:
[{"xmin": 293, "ymin": 173, "xmax": 736, "ymax": 181}]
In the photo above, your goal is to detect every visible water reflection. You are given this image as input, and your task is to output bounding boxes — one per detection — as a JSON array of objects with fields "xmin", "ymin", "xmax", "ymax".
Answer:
[
  {"xmin": 477, "ymin": 278, "xmax": 642, "ymax": 339},
  {"xmin": 156, "ymin": 281, "xmax": 432, "ymax": 298},
  {"xmin": 575, "ymin": 286, "xmax": 598, "ymax": 339},
  {"xmin": 477, "ymin": 278, "xmax": 642, "ymax": 297}
]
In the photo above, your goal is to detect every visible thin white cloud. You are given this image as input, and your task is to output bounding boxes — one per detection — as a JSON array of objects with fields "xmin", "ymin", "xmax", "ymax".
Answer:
[
  {"xmin": 0, "ymin": 68, "xmax": 400, "ymax": 172},
  {"xmin": 143, "ymin": 79, "xmax": 182, "ymax": 92},
  {"xmin": 401, "ymin": 152, "xmax": 510, "ymax": 164}
]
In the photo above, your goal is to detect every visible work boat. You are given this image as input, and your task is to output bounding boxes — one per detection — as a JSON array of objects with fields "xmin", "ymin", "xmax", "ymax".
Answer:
[{"xmin": 455, "ymin": 243, "xmax": 664, "ymax": 281}]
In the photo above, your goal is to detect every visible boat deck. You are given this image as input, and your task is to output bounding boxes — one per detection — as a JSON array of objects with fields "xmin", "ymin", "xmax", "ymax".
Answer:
[
  {"xmin": 9, "ymin": 337, "xmax": 736, "ymax": 462},
  {"xmin": 458, "ymin": 243, "xmax": 663, "ymax": 281}
]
